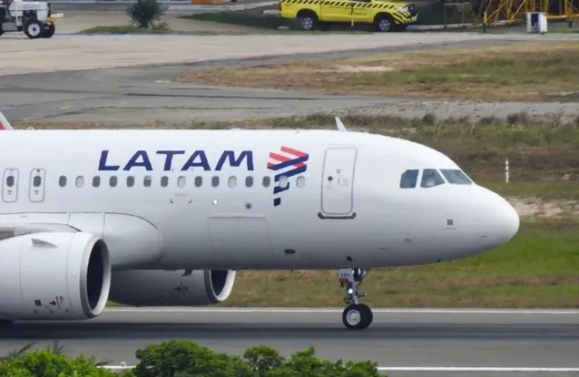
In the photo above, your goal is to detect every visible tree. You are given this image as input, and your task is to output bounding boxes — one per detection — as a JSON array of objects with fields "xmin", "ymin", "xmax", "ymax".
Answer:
[{"xmin": 126, "ymin": 0, "xmax": 164, "ymax": 29}]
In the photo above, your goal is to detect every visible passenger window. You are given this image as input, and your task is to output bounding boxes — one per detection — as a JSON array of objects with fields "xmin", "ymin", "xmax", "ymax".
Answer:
[
  {"xmin": 144, "ymin": 176, "xmax": 152, "ymax": 187},
  {"xmin": 262, "ymin": 176, "xmax": 271, "ymax": 187},
  {"xmin": 296, "ymin": 176, "xmax": 305, "ymax": 188},
  {"xmin": 59, "ymin": 176, "xmax": 67, "ymax": 187},
  {"xmin": 400, "ymin": 169, "xmax": 419, "ymax": 189},
  {"xmin": 420, "ymin": 169, "xmax": 445, "ymax": 188},
  {"xmin": 76, "ymin": 176, "xmax": 84, "ymax": 188},
  {"xmin": 177, "ymin": 176, "xmax": 186, "ymax": 188},
  {"xmin": 161, "ymin": 176, "xmax": 169, "ymax": 187},
  {"xmin": 2, "ymin": 169, "xmax": 19, "ymax": 203},
  {"xmin": 245, "ymin": 176, "xmax": 253, "ymax": 187},
  {"xmin": 279, "ymin": 175, "xmax": 289, "ymax": 188},
  {"xmin": 92, "ymin": 176, "xmax": 100, "ymax": 187},
  {"xmin": 127, "ymin": 176, "xmax": 135, "ymax": 187},
  {"xmin": 195, "ymin": 176, "xmax": 202, "ymax": 187},
  {"xmin": 110, "ymin": 176, "xmax": 118, "ymax": 187},
  {"xmin": 211, "ymin": 176, "xmax": 220, "ymax": 187},
  {"xmin": 228, "ymin": 176, "xmax": 237, "ymax": 188},
  {"xmin": 33, "ymin": 176, "xmax": 42, "ymax": 187},
  {"xmin": 440, "ymin": 169, "xmax": 473, "ymax": 185}
]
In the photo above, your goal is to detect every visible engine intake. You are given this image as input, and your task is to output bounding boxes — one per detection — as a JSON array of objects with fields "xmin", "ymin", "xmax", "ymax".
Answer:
[
  {"xmin": 109, "ymin": 269, "xmax": 236, "ymax": 306},
  {"xmin": 0, "ymin": 232, "xmax": 111, "ymax": 321}
]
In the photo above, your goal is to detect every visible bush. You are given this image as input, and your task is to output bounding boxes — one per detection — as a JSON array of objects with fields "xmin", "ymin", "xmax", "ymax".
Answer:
[
  {"xmin": 133, "ymin": 340, "xmax": 382, "ymax": 377},
  {"xmin": 1, "ymin": 340, "xmax": 383, "ymax": 377},
  {"xmin": 126, "ymin": 0, "xmax": 164, "ymax": 29},
  {"xmin": 0, "ymin": 342, "xmax": 132, "ymax": 377}
]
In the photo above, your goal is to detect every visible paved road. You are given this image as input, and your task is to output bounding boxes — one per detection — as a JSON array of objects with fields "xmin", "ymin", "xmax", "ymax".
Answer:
[
  {"xmin": 1, "ymin": 308, "xmax": 578, "ymax": 377},
  {"xmin": 2, "ymin": 34, "xmax": 578, "ymax": 127}
]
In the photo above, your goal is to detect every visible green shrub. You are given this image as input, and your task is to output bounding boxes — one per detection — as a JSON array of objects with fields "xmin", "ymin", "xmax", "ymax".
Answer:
[
  {"xmin": 132, "ymin": 340, "xmax": 382, "ymax": 377},
  {"xmin": 0, "ymin": 342, "xmax": 134, "ymax": 377},
  {"xmin": 126, "ymin": 0, "xmax": 164, "ymax": 28},
  {"xmin": 1, "ymin": 340, "xmax": 383, "ymax": 377}
]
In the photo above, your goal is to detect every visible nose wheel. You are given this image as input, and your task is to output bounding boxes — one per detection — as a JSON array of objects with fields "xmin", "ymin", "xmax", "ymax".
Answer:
[{"xmin": 338, "ymin": 268, "xmax": 373, "ymax": 329}]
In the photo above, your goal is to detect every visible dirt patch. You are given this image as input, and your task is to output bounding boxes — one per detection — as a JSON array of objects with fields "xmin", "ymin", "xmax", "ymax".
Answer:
[
  {"xmin": 175, "ymin": 41, "xmax": 579, "ymax": 102},
  {"xmin": 508, "ymin": 197, "xmax": 579, "ymax": 221}
]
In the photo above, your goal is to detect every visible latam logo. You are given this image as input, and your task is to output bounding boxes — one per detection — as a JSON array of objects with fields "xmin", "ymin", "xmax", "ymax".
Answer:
[{"xmin": 267, "ymin": 146, "xmax": 309, "ymax": 207}]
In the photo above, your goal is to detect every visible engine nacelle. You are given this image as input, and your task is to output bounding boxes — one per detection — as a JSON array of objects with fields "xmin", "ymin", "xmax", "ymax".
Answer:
[
  {"xmin": 109, "ymin": 269, "xmax": 236, "ymax": 306},
  {"xmin": 0, "ymin": 232, "xmax": 111, "ymax": 321}
]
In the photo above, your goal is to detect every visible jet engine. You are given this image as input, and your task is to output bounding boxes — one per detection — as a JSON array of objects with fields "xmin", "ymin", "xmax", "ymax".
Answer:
[
  {"xmin": 0, "ymin": 232, "xmax": 111, "ymax": 321},
  {"xmin": 108, "ymin": 269, "xmax": 236, "ymax": 306}
]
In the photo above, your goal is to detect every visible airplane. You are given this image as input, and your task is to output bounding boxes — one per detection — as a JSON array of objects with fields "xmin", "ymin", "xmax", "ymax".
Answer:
[{"xmin": 0, "ymin": 111, "xmax": 519, "ymax": 330}]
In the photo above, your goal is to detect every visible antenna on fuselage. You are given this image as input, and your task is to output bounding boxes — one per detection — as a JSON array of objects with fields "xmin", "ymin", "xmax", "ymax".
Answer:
[{"xmin": 335, "ymin": 116, "xmax": 347, "ymax": 132}]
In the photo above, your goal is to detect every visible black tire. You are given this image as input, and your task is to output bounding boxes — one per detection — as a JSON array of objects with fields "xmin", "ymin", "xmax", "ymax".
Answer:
[
  {"xmin": 23, "ymin": 19, "xmax": 43, "ymax": 39},
  {"xmin": 373, "ymin": 13, "xmax": 395, "ymax": 32},
  {"xmin": 342, "ymin": 303, "xmax": 373, "ymax": 330},
  {"xmin": 41, "ymin": 23, "xmax": 55, "ymax": 38},
  {"xmin": 297, "ymin": 11, "xmax": 318, "ymax": 31}
]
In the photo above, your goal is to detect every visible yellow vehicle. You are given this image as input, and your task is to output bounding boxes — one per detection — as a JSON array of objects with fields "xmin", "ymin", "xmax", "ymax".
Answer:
[{"xmin": 278, "ymin": 0, "xmax": 418, "ymax": 32}]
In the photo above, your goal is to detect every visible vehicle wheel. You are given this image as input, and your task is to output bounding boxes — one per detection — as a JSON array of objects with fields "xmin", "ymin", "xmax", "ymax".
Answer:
[
  {"xmin": 373, "ymin": 14, "xmax": 395, "ymax": 32},
  {"xmin": 297, "ymin": 12, "xmax": 318, "ymax": 31},
  {"xmin": 23, "ymin": 19, "xmax": 43, "ymax": 39},
  {"xmin": 41, "ymin": 23, "xmax": 55, "ymax": 38},
  {"xmin": 342, "ymin": 303, "xmax": 373, "ymax": 330}
]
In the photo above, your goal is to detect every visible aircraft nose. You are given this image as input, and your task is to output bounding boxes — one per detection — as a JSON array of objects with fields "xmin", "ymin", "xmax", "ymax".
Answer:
[
  {"xmin": 495, "ymin": 196, "xmax": 520, "ymax": 242},
  {"xmin": 478, "ymin": 188, "xmax": 520, "ymax": 246}
]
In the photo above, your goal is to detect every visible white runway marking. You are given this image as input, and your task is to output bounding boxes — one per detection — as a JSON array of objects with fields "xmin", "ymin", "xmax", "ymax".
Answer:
[
  {"xmin": 375, "ymin": 367, "xmax": 579, "ymax": 372},
  {"xmin": 105, "ymin": 307, "xmax": 579, "ymax": 315},
  {"xmin": 101, "ymin": 365, "xmax": 579, "ymax": 372}
]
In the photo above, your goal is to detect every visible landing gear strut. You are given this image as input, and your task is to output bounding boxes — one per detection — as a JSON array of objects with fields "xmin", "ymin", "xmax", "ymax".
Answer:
[{"xmin": 338, "ymin": 267, "xmax": 373, "ymax": 330}]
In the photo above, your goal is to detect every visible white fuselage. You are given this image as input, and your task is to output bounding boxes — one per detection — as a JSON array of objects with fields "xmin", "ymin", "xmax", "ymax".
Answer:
[{"xmin": 1, "ymin": 128, "xmax": 520, "ymax": 272}]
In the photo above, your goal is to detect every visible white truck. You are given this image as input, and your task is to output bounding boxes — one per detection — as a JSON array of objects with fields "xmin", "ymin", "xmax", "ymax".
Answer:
[{"xmin": 0, "ymin": 0, "xmax": 63, "ymax": 39}]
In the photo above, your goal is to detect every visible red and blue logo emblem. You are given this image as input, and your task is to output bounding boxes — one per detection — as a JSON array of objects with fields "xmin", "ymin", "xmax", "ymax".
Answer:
[{"xmin": 267, "ymin": 146, "xmax": 309, "ymax": 206}]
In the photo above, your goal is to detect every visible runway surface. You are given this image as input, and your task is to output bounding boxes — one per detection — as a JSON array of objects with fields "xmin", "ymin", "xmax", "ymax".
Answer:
[{"xmin": 1, "ymin": 308, "xmax": 578, "ymax": 377}]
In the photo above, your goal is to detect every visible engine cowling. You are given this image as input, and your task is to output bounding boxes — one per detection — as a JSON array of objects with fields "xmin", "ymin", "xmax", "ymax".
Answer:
[
  {"xmin": 108, "ymin": 269, "xmax": 236, "ymax": 306},
  {"xmin": 0, "ymin": 232, "xmax": 111, "ymax": 321}
]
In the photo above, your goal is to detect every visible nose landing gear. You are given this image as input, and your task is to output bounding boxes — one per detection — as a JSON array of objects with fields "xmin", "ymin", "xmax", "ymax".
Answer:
[{"xmin": 338, "ymin": 268, "xmax": 373, "ymax": 329}]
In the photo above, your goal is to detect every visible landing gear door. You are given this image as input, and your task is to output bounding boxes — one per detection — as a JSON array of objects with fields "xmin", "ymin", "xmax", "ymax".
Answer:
[
  {"xmin": 29, "ymin": 168, "xmax": 46, "ymax": 203},
  {"xmin": 320, "ymin": 148, "xmax": 357, "ymax": 216},
  {"xmin": 2, "ymin": 168, "xmax": 19, "ymax": 203}
]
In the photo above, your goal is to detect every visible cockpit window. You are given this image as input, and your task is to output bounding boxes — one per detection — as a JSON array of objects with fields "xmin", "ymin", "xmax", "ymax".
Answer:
[
  {"xmin": 440, "ymin": 169, "xmax": 473, "ymax": 185},
  {"xmin": 420, "ymin": 169, "xmax": 445, "ymax": 188},
  {"xmin": 400, "ymin": 169, "xmax": 419, "ymax": 188}
]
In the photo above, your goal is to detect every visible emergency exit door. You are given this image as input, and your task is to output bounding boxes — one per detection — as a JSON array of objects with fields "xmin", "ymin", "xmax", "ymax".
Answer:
[{"xmin": 321, "ymin": 148, "xmax": 357, "ymax": 215}]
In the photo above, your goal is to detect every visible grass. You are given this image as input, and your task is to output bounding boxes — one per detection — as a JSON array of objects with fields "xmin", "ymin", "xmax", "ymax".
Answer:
[
  {"xmin": 182, "ymin": 11, "xmax": 290, "ymax": 30},
  {"xmin": 79, "ymin": 25, "xmax": 178, "ymax": 34},
  {"xmin": 550, "ymin": 27, "xmax": 579, "ymax": 33},
  {"xmin": 181, "ymin": 12, "xmax": 373, "ymax": 33},
  {"xmin": 175, "ymin": 41, "xmax": 579, "ymax": 103}
]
